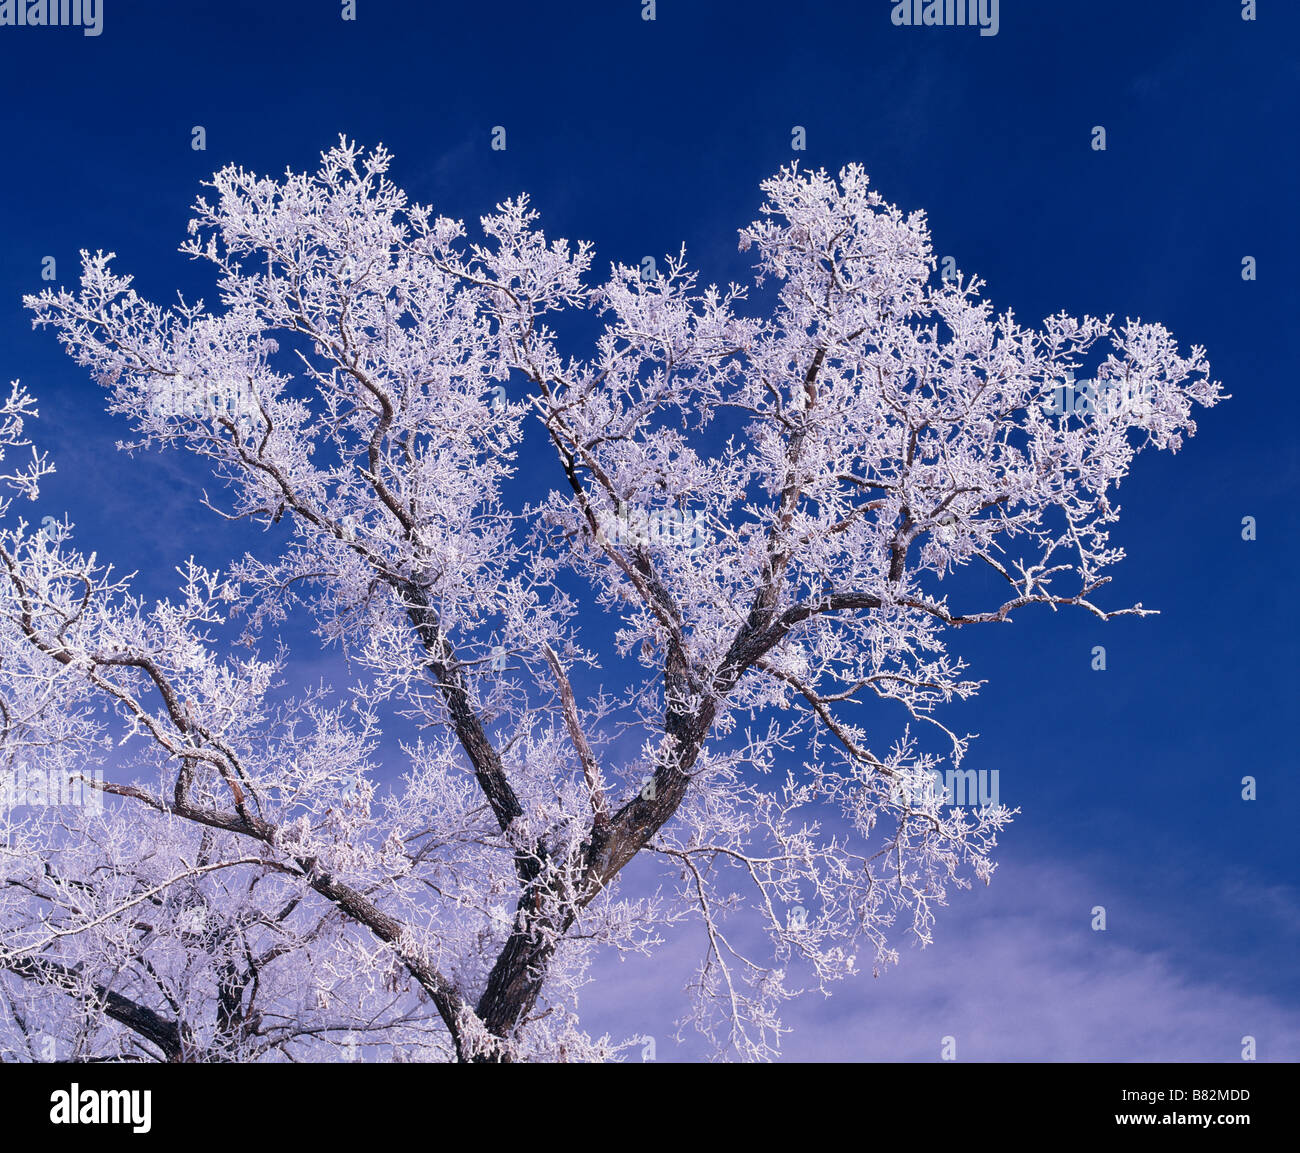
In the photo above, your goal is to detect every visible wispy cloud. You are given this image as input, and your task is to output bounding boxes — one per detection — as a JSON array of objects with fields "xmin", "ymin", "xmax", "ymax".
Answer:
[{"xmin": 579, "ymin": 855, "xmax": 1300, "ymax": 1062}]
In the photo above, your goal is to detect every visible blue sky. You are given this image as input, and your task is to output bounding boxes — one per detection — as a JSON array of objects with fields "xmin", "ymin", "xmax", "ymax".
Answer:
[{"xmin": 0, "ymin": 0, "xmax": 1296, "ymax": 1060}]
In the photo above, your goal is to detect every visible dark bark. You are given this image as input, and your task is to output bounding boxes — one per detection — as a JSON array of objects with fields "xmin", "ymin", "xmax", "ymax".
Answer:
[{"xmin": 3, "ymin": 954, "xmax": 193, "ymax": 1061}]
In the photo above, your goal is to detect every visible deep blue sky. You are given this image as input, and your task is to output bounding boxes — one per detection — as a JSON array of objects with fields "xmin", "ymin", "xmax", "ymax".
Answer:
[{"xmin": 1, "ymin": 1, "xmax": 1296, "ymax": 1059}]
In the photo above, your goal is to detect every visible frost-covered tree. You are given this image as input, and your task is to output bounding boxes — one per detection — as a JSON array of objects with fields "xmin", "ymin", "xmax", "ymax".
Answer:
[{"xmin": 0, "ymin": 140, "xmax": 1222, "ymax": 1061}]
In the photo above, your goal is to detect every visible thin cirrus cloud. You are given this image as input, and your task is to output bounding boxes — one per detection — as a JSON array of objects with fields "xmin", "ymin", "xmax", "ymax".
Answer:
[{"xmin": 578, "ymin": 855, "xmax": 1300, "ymax": 1062}]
